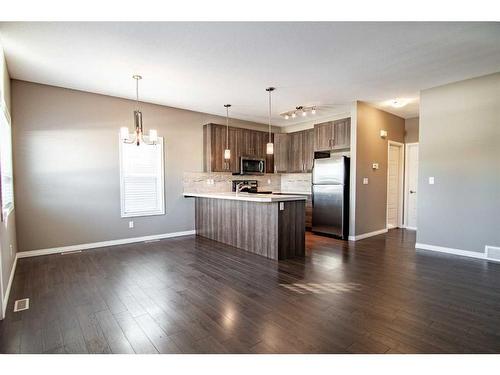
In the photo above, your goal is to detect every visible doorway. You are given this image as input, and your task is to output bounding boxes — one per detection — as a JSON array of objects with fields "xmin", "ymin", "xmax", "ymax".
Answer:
[
  {"xmin": 404, "ymin": 143, "xmax": 419, "ymax": 230},
  {"xmin": 387, "ymin": 141, "xmax": 404, "ymax": 229}
]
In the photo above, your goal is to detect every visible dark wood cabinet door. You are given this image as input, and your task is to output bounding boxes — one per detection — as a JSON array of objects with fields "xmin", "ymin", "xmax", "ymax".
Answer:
[
  {"xmin": 302, "ymin": 128, "xmax": 314, "ymax": 172},
  {"xmin": 274, "ymin": 133, "xmax": 289, "ymax": 173},
  {"xmin": 314, "ymin": 121, "xmax": 334, "ymax": 151},
  {"xmin": 333, "ymin": 118, "xmax": 351, "ymax": 149},
  {"xmin": 288, "ymin": 132, "xmax": 303, "ymax": 172},
  {"xmin": 212, "ymin": 124, "xmax": 227, "ymax": 172},
  {"xmin": 203, "ymin": 124, "xmax": 275, "ymax": 173}
]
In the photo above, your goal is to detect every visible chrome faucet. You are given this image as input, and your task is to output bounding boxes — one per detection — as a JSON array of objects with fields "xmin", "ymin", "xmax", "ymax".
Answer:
[{"xmin": 236, "ymin": 182, "xmax": 253, "ymax": 194}]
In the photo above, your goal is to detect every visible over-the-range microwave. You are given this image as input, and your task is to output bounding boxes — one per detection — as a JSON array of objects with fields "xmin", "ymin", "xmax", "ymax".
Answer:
[{"xmin": 240, "ymin": 157, "xmax": 265, "ymax": 175}]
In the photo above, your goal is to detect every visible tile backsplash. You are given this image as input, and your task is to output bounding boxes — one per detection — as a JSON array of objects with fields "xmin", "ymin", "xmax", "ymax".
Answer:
[
  {"xmin": 280, "ymin": 173, "xmax": 312, "ymax": 194},
  {"xmin": 183, "ymin": 172, "xmax": 311, "ymax": 194}
]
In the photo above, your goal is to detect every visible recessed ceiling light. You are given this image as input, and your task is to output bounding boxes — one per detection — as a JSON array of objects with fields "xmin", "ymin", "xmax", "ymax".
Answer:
[
  {"xmin": 391, "ymin": 99, "xmax": 407, "ymax": 108},
  {"xmin": 284, "ymin": 114, "xmax": 289, "ymax": 120}
]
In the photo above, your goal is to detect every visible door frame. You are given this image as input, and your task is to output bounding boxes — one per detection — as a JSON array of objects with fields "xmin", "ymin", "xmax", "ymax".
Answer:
[
  {"xmin": 0, "ymin": 244, "xmax": 3, "ymax": 319},
  {"xmin": 386, "ymin": 140, "xmax": 405, "ymax": 229},
  {"xmin": 404, "ymin": 142, "xmax": 419, "ymax": 230}
]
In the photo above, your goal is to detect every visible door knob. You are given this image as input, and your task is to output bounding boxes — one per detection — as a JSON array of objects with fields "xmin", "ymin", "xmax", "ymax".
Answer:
[{"xmin": 410, "ymin": 190, "xmax": 416, "ymax": 194}]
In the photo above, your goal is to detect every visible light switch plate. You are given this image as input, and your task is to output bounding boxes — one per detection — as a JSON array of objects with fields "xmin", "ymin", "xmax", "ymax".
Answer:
[
  {"xmin": 380, "ymin": 130, "xmax": 388, "ymax": 138},
  {"xmin": 129, "ymin": 221, "xmax": 134, "ymax": 228},
  {"xmin": 429, "ymin": 177, "xmax": 435, "ymax": 185},
  {"xmin": 279, "ymin": 202, "xmax": 284, "ymax": 211},
  {"xmin": 363, "ymin": 178, "xmax": 369, "ymax": 185}
]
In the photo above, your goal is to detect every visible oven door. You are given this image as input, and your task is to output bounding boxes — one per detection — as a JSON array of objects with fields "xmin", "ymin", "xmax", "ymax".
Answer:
[{"xmin": 241, "ymin": 158, "xmax": 265, "ymax": 175}]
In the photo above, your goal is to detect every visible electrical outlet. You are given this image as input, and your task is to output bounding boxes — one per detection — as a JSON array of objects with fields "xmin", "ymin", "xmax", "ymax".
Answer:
[
  {"xmin": 363, "ymin": 178, "xmax": 369, "ymax": 185},
  {"xmin": 372, "ymin": 163, "xmax": 379, "ymax": 170},
  {"xmin": 10, "ymin": 244, "xmax": 13, "ymax": 257},
  {"xmin": 279, "ymin": 202, "xmax": 285, "ymax": 211},
  {"xmin": 429, "ymin": 177, "xmax": 435, "ymax": 185},
  {"xmin": 129, "ymin": 221, "xmax": 134, "ymax": 229},
  {"xmin": 267, "ymin": 179, "xmax": 271, "ymax": 184}
]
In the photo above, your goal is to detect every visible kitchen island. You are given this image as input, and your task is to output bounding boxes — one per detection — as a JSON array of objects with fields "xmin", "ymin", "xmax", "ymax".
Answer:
[{"xmin": 183, "ymin": 192, "xmax": 307, "ymax": 260}]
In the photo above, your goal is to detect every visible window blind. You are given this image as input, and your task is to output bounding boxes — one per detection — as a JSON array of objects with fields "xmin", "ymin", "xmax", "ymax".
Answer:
[{"xmin": 119, "ymin": 137, "xmax": 165, "ymax": 217}]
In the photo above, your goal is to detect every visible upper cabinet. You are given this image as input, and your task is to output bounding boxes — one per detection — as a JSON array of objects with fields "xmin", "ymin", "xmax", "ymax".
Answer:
[
  {"xmin": 333, "ymin": 118, "xmax": 351, "ymax": 149},
  {"xmin": 203, "ymin": 124, "xmax": 274, "ymax": 173},
  {"xmin": 274, "ymin": 133, "xmax": 289, "ymax": 173},
  {"xmin": 274, "ymin": 128, "xmax": 314, "ymax": 173},
  {"xmin": 313, "ymin": 117, "xmax": 351, "ymax": 151}
]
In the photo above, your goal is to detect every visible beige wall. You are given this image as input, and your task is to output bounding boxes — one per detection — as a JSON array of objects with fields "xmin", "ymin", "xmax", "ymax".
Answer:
[
  {"xmin": 12, "ymin": 80, "xmax": 272, "ymax": 252},
  {"xmin": 355, "ymin": 101, "xmax": 405, "ymax": 235},
  {"xmin": 405, "ymin": 117, "xmax": 419, "ymax": 143},
  {"xmin": 0, "ymin": 46, "xmax": 18, "ymax": 304},
  {"xmin": 417, "ymin": 72, "xmax": 500, "ymax": 253}
]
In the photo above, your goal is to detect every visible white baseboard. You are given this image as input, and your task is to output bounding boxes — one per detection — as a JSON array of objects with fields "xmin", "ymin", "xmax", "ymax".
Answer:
[
  {"xmin": 415, "ymin": 242, "xmax": 487, "ymax": 261},
  {"xmin": 348, "ymin": 228, "xmax": 388, "ymax": 241},
  {"xmin": 17, "ymin": 230, "xmax": 196, "ymax": 259},
  {"xmin": 1, "ymin": 255, "xmax": 17, "ymax": 319},
  {"xmin": 402, "ymin": 225, "xmax": 417, "ymax": 231}
]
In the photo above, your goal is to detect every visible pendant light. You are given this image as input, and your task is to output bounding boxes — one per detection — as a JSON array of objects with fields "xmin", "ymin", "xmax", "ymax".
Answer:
[
  {"xmin": 265, "ymin": 87, "xmax": 275, "ymax": 155},
  {"xmin": 224, "ymin": 104, "xmax": 231, "ymax": 160},
  {"xmin": 120, "ymin": 75, "xmax": 158, "ymax": 146}
]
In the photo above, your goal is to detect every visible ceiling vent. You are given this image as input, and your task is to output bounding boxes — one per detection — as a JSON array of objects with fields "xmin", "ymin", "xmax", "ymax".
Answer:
[{"xmin": 13, "ymin": 298, "xmax": 30, "ymax": 312}]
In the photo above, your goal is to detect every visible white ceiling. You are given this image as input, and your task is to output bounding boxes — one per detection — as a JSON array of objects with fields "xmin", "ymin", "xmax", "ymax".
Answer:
[{"xmin": 1, "ymin": 22, "xmax": 499, "ymax": 126}]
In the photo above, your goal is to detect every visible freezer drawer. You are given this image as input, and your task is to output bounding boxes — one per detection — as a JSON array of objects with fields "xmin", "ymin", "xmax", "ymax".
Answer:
[{"xmin": 312, "ymin": 184, "xmax": 344, "ymax": 237}]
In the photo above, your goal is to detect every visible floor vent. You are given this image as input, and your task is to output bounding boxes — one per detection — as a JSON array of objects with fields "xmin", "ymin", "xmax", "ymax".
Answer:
[
  {"xmin": 486, "ymin": 246, "xmax": 500, "ymax": 262},
  {"xmin": 14, "ymin": 298, "xmax": 30, "ymax": 312},
  {"xmin": 61, "ymin": 250, "xmax": 82, "ymax": 255}
]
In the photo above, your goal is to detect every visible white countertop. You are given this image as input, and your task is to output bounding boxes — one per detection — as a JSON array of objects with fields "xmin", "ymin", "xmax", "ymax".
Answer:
[{"xmin": 183, "ymin": 192, "xmax": 307, "ymax": 202}]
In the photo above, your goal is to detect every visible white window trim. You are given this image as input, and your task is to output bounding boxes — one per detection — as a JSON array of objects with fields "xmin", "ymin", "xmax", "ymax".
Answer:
[
  {"xmin": 119, "ymin": 135, "xmax": 165, "ymax": 218},
  {"xmin": 0, "ymin": 100, "xmax": 14, "ymax": 220}
]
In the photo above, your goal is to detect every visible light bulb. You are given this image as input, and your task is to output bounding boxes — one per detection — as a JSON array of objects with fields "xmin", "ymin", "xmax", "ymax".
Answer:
[
  {"xmin": 311, "ymin": 108, "xmax": 316, "ymax": 115},
  {"xmin": 149, "ymin": 129, "xmax": 158, "ymax": 142},
  {"xmin": 266, "ymin": 142, "xmax": 274, "ymax": 155},
  {"xmin": 302, "ymin": 110, "xmax": 307, "ymax": 117},
  {"xmin": 224, "ymin": 149, "xmax": 231, "ymax": 160},
  {"xmin": 291, "ymin": 112, "xmax": 296, "ymax": 118},
  {"xmin": 120, "ymin": 127, "xmax": 129, "ymax": 140},
  {"xmin": 285, "ymin": 114, "xmax": 289, "ymax": 120}
]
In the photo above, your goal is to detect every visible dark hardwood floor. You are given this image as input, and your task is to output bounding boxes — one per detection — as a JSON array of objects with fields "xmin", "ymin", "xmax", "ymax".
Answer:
[{"xmin": 1, "ymin": 229, "xmax": 499, "ymax": 354}]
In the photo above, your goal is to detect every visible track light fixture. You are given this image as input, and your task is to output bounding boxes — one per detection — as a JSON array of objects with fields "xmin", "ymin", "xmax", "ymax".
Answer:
[{"xmin": 281, "ymin": 106, "xmax": 317, "ymax": 120}]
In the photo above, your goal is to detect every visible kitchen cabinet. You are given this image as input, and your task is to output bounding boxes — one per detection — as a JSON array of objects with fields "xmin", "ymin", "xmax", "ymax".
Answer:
[
  {"xmin": 274, "ymin": 129, "xmax": 314, "ymax": 173},
  {"xmin": 274, "ymin": 133, "xmax": 289, "ymax": 173},
  {"xmin": 314, "ymin": 117, "xmax": 351, "ymax": 151},
  {"xmin": 333, "ymin": 118, "xmax": 351, "ymax": 149},
  {"xmin": 203, "ymin": 124, "xmax": 274, "ymax": 173},
  {"xmin": 302, "ymin": 128, "xmax": 314, "ymax": 172},
  {"xmin": 314, "ymin": 121, "xmax": 334, "ymax": 151}
]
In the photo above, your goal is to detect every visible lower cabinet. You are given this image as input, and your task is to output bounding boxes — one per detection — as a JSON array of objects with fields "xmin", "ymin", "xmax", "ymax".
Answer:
[{"xmin": 305, "ymin": 195, "xmax": 313, "ymax": 229}]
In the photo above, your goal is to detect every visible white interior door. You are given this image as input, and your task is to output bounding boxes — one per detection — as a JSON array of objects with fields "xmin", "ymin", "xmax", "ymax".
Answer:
[
  {"xmin": 387, "ymin": 142, "xmax": 404, "ymax": 229},
  {"xmin": 405, "ymin": 143, "xmax": 419, "ymax": 229}
]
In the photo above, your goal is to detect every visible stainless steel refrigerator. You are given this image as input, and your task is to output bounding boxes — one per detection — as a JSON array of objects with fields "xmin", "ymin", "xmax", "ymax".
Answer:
[{"xmin": 312, "ymin": 155, "xmax": 350, "ymax": 239}]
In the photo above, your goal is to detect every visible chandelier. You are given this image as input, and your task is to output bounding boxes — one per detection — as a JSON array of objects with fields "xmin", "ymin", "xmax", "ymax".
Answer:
[{"xmin": 120, "ymin": 75, "xmax": 158, "ymax": 146}]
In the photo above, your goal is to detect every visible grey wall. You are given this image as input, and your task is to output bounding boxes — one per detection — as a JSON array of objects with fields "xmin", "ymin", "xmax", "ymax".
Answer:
[
  {"xmin": 355, "ymin": 101, "xmax": 405, "ymax": 235},
  {"xmin": 417, "ymin": 72, "xmax": 500, "ymax": 253},
  {"xmin": 0, "ymin": 46, "xmax": 18, "ymax": 301},
  {"xmin": 12, "ymin": 80, "xmax": 272, "ymax": 252},
  {"xmin": 405, "ymin": 117, "xmax": 419, "ymax": 143}
]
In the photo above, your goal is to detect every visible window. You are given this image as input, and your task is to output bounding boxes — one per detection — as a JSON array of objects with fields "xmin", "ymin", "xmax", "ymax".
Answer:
[
  {"xmin": 119, "ymin": 136, "xmax": 165, "ymax": 217},
  {"xmin": 0, "ymin": 103, "xmax": 14, "ymax": 219}
]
